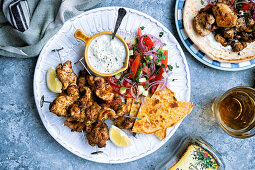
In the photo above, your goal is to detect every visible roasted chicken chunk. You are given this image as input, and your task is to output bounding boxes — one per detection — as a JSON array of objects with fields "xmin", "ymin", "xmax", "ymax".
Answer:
[
  {"xmin": 193, "ymin": 12, "xmax": 215, "ymax": 36},
  {"xmin": 64, "ymin": 120, "xmax": 86, "ymax": 132},
  {"xmin": 212, "ymin": 3, "xmax": 237, "ymax": 27},
  {"xmin": 232, "ymin": 41, "xmax": 247, "ymax": 52},
  {"xmin": 86, "ymin": 122, "xmax": 109, "ymax": 148},
  {"xmin": 49, "ymin": 85, "xmax": 79, "ymax": 117},
  {"xmin": 56, "ymin": 60, "xmax": 77, "ymax": 90},
  {"xmin": 222, "ymin": 28, "xmax": 235, "ymax": 40},
  {"xmin": 68, "ymin": 102, "xmax": 86, "ymax": 122},
  {"xmin": 214, "ymin": 34, "xmax": 228, "ymax": 47}
]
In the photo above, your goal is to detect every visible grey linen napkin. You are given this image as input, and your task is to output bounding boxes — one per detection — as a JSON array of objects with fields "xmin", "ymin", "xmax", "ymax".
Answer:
[{"xmin": 0, "ymin": 0, "xmax": 104, "ymax": 58}]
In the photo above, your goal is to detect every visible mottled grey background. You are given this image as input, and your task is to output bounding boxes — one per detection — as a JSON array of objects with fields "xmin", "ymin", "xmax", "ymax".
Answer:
[{"xmin": 0, "ymin": 0, "xmax": 254, "ymax": 169}]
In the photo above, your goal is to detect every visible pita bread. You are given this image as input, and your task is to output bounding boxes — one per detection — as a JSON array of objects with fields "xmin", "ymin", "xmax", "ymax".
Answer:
[
  {"xmin": 183, "ymin": 0, "xmax": 255, "ymax": 63},
  {"xmin": 132, "ymin": 88, "xmax": 193, "ymax": 134},
  {"xmin": 154, "ymin": 129, "xmax": 167, "ymax": 141},
  {"xmin": 151, "ymin": 86, "xmax": 176, "ymax": 140}
]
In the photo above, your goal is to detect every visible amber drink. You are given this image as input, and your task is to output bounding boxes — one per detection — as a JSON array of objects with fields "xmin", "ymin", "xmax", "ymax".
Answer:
[{"xmin": 212, "ymin": 87, "xmax": 255, "ymax": 138}]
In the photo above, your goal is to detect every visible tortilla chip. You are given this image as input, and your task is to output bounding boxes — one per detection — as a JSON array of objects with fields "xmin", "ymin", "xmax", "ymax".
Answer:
[
  {"xmin": 132, "ymin": 88, "xmax": 193, "ymax": 134},
  {"xmin": 154, "ymin": 129, "xmax": 167, "ymax": 141}
]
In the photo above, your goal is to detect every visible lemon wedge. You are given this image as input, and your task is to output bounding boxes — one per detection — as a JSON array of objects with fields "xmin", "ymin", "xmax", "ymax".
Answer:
[
  {"xmin": 47, "ymin": 66, "xmax": 62, "ymax": 93},
  {"xmin": 109, "ymin": 125, "xmax": 131, "ymax": 148}
]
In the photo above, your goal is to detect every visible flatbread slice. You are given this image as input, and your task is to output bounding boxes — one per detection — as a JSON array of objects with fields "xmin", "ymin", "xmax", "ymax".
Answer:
[
  {"xmin": 132, "ymin": 88, "xmax": 193, "ymax": 134},
  {"xmin": 151, "ymin": 86, "xmax": 176, "ymax": 140},
  {"xmin": 154, "ymin": 129, "xmax": 167, "ymax": 141},
  {"xmin": 183, "ymin": 0, "xmax": 255, "ymax": 63}
]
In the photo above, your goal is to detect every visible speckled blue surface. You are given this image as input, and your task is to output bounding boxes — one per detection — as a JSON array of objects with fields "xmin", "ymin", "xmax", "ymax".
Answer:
[{"xmin": 0, "ymin": 0, "xmax": 255, "ymax": 169}]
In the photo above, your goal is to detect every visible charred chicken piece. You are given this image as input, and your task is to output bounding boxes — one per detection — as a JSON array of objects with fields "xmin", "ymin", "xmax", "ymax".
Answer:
[
  {"xmin": 86, "ymin": 122, "xmax": 109, "ymax": 148},
  {"xmin": 66, "ymin": 83, "xmax": 79, "ymax": 98},
  {"xmin": 222, "ymin": 28, "xmax": 235, "ymax": 40},
  {"xmin": 232, "ymin": 41, "xmax": 247, "ymax": 52},
  {"xmin": 77, "ymin": 70, "xmax": 87, "ymax": 94},
  {"xmin": 49, "ymin": 85, "xmax": 79, "ymax": 117},
  {"xmin": 214, "ymin": 34, "xmax": 228, "ymax": 47},
  {"xmin": 113, "ymin": 103, "xmax": 134, "ymax": 130},
  {"xmin": 236, "ymin": 17, "xmax": 247, "ymax": 32},
  {"xmin": 56, "ymin": 60, "xmax": 77, "ymax": 90},
  {"xmin": 79, "ymin": 86, "xmax": 92, "ymax": 107},
  {"xmin": 247, "ymin": 18, "xmax": 255, "ymax": 27},
  {"xmin": 240, "ymin": 32, "xmax": 250, "ymax": 42},
  {"xmin": 86, "ymin": 75, "xmax": 95, "ymax": 86},
  {"xmin": 193, "ymin": 12, "xmax": 215, "ymax": 36},
  {"xmin": 212, "ymin": 3, "xmax": 237, "ymax": 27},
  {"xmin": 68, "ymin": 102, "xmax": 86, "ymax": 122},
  {"xmin": 95, "ymin": 84, "xmax": 114, "ymax": 102},
  {"xmin": 98, "ymin": 106, "xmax": 117, "ymax": 121},
  {"xmin": 64, "ymin": 120, "xmax": 86, "ymax": 132},
  {"xmin": 107, "ymin": 93, "xmax": 123, "ymax": 111},
  {"xmin": 84, "ymin": 103, "xmax": 101, "ymax": 133}
]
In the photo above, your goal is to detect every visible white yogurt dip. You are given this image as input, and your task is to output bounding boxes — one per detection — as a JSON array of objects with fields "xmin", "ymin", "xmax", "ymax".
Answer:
[{"xmin": 87, "ymin": 34, "xmax": 126, "ymax": 74}]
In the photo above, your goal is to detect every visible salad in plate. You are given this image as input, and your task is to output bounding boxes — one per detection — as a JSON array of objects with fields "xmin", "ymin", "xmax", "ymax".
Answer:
[{"xmin": 107, "ymin": 27, "xmax": 172, "ymax": 99}]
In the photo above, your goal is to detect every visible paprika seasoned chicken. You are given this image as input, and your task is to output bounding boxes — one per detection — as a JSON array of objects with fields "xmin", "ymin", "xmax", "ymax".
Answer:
[
  {"xmin": 49, "ymin": 84, "xmax": 79, "ymax": 117},
  {"xmin": 56, "ymin": 60, "xmax": 77, "ymax": 90},
  {"xmin": 49, "ymin": 62, "xmax": 134, "ymax": 148}
]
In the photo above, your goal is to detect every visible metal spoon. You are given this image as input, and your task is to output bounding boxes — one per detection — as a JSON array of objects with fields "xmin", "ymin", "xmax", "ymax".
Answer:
[{"xmin": 112, "ymin": 8, "xmax": 127, "ymax": 39}]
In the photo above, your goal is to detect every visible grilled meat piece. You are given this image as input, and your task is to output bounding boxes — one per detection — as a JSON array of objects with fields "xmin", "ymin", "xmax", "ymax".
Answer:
[
  {"xmin": 247, "ymin": 18, "xmax": 255, "ymax": 27},
  {"xmin": 95, "ymin": 85, "xmax": 114, "ymax": 102},
  {"xmin": 79, "ymin": 86, "xmax": 92, "ymax": 107},
  {"xmin": 68, "ymin": 102, "xmax": 86, "ymax": 122},
  {"xmin": 50, "ymin": 85, "xmax": 79, "ymax": 117},
  {"xmin": 223, "ymin": 28, "xmax": 235, "ymax": 40},
  {"xmin": 64, "ymin": 120, "xmax": 86, "ymax": 132},
  {"xmin": 86, "ymin": 75, "xmax": 95, "ymax": 86},
  {"xmin": 193, "ymin": 12, "xmax": 215, "ymax": 36},
  {"xmin": 107, "ymin": 93, "xmax": 123, "ymax": 111},
  {"xmin": 56, "ymin": 60, "xmax": 77, "ymax": 90},
  {"xmin": 86, "ymin": 122, "xmax": 109, "ymax": 148},
  {"xmin": 84, "ymin": 103, "xmax": 101, "ymax": 133},
  {"xmin": 232, "ymin": 41, "xmax": 247, "ymax": 52},
  {"xmin": 66, "ymin": 84, "xmax": 79, "ymax": 97},
  {"xmin": 98, "ymin": 106, "xmax": 117, "ymax": 121},
  {"xmin": 240, "ymin": 32, "xmax": 250, "ymax": 42},
  {"xmin": 212, "ymin": 3, "xmax": 237, "ymax": 27},
  {"xmin": 236, "ymin": 17, "xmax": 247, "ymax": 32},
  {"xmin": 214, "ymin": 34, "xmax": 228, "ymax": 47},
  {"xmin": 50, "ymin": 95, "xmax": 76, "ymax": 117}
]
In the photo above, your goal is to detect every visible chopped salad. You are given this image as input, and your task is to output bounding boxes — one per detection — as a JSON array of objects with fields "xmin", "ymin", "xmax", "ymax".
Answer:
[{"xmin": 107, "ymin": 27, "xmax": 173, "ymax": 98}]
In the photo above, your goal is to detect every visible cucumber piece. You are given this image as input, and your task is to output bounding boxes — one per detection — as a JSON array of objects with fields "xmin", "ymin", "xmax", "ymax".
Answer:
[
  {"xmin": 120, "ymin": 87, "xmax": 127, "ymax": 94},
  {"xmin": 139, "ymin": 78, "xmax": 147, "ymax": 83},
  {"xmin": 115, "ymin": 73, "xmax": 121, "ymax": 79},
  {"xmin": 138, "ymin": 85, "xmax": 145, "ymax": 95},
  {"xmin": 142, "ymin": 90, "xmax": 148, "ymax": 97}
]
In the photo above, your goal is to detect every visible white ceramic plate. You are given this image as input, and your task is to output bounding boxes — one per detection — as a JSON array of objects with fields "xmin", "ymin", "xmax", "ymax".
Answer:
[{"xmin": 33, "ymin": 6, "xmax": 191, "ymax": 163}]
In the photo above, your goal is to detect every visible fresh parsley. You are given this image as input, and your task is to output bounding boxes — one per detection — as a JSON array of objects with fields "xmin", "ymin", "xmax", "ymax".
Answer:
[
  {"xmin": 140, "ymin": 26, "xmax": 145, "ymax": 30},
  {"xmin": 159, "ymin": 32, "xmax": 164, "ymax": 37},
  {"xmin": 134, "ymin": 101, "xmax": 139, "ymax": 104},
  {"xmin": 167, "ymin": 65, "xmax": 173, "ymax": 71}
]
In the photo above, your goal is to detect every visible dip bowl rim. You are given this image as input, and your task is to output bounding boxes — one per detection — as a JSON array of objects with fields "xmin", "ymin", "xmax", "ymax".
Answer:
[{"xmin": 74, "ymin": 29, "xmax": 130, "ymax": 77}]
